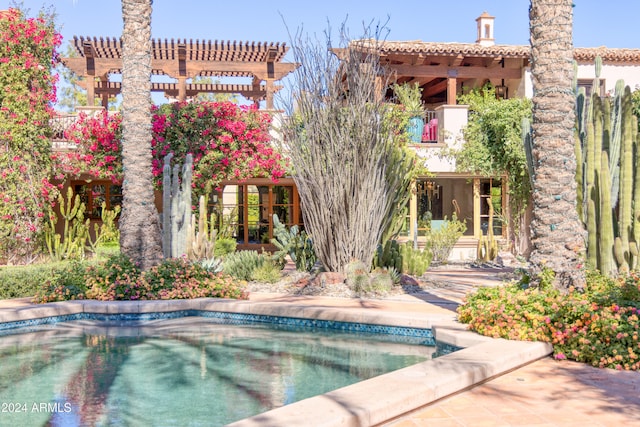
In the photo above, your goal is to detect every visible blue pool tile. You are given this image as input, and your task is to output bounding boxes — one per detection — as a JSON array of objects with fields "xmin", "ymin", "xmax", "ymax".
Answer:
[{"xmin": 0, "ymin": 309, "xmax": 435, "ymax": 345}]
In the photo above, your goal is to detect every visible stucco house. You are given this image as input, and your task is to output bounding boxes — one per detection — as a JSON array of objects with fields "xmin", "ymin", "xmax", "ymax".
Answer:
[
  {"xmin": 52, "ymin": 12, "xmax": 640, "ymax": 260},
  {"xmin": 365, "ymin": 11, "xmax": 640, "ymax": 260}
]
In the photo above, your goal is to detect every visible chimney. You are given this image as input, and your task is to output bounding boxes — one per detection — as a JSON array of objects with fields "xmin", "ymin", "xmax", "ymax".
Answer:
[{"xmin": 476, "ymin": 11, "xmax": 495, "ymax": 46}]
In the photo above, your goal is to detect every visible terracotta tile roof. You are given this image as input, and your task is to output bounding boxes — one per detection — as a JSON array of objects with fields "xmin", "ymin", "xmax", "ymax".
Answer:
[
  {"xmin": 573, "ymin": 46, "xmax": 640, "ymax": 63},
  {"xmin": 361, "ymin": 40, "xmax": 640, "ymax": 64},
  {"xmin": 377, "ymin": 41, "xmax": 529, "ymax": 58}
]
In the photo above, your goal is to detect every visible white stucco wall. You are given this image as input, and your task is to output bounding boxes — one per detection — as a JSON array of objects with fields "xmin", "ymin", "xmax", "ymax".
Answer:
[
  {"xmin": 417, "ymin": 105, "xmax": 469, "ymax": 173},
  {"xmin": 523, "ymin": 64, "xmax": 640, "ymax": 98},
  {"xmin": 576, "ymin": 64, "xmax": 640, "ymax": 93}
]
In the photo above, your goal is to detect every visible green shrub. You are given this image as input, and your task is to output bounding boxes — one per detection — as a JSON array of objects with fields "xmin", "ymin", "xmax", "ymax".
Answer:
[
  {"xmin": 214, "ymin": 238, "xmax": 237, "ymax": 257},
  {"xmin": 458, "ymin": 269, "xmax": 640, "ymax": 370},
  {"xmin": 424, "ymin": 215, "xmax": 467, "ymax": 264},
  {"xmin": 1, "ymin": 262, "xmax": 75, "ymax": 300},
  {"xmin": 147, "ymin": 258, "xmax": 247, "ymax": 300},
  {"xmin": 33, "ymin": 260, "xmax": 92, "ymax": 303},
  {"xmin": 222, "ymin": 250, "xmax": 267, "ymax": 281},
  {"xmin": 32, "ymin": 255, "xmax": 248, "ymax": 303},
  {"xmin": 250, "ymin": 260, "xmax": 282, "ymax": 283},
  {"xmin": 93, "ymin": 242, "xmax": 120, "ymax": 260}
]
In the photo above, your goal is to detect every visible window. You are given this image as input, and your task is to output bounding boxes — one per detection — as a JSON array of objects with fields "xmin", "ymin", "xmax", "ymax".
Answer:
[
  {"xmin": 73, "ymin": 181, "xmax": 122, "ymax": 219},
  {"xmin": 479, "ymin": 178, "xmax": 502, "ymax": 236},
  {"xmin": 214, "ymin": 180, "xmax": 301, "ymax": 248},
  {"xmin": 577, "ymin": 78, "xmax": 605, "ymax": 100}
]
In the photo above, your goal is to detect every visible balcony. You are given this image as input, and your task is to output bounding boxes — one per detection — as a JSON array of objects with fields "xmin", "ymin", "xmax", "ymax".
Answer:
[{"xmin": 411, "ymin": 104, "xmax": 469, "ymax": 173}]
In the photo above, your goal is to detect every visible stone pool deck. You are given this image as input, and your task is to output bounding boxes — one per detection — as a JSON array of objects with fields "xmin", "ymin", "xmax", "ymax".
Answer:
[{"xmin": 1, "ymin": 283, "xmax": 640, "ymax": 426}]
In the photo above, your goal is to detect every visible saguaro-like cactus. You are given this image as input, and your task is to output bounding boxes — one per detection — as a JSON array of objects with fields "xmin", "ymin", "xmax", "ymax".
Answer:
[
  {"xmin": 186, "ymin": 195, "xmax": 217, "ymax": 260},
  {"xmin": 161, "ymin": 153, "xmax": 193, "ymax": 258},
  {"xmin": 574, "ymin": 57, "xmax": 640, "ymax": 275}
]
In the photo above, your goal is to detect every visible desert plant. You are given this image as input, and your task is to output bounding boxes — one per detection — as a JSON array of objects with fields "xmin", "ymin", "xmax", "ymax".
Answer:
[
  {"xmin": 214, "ymin": 238, "xmax": 237, "ymax": 257},
  {"xmin": 424, "ymin": 214, "xmax": 467, "ymax": 264},
  {"xmin": 399, "ymin": 243, "xmax": 432, "ymax": 277},
  {"xmin": 222, "ymin": 250, "xmax": 267, "ymax": 281},
  {"xmin": 44, "ymin": 187, "xmax": 91, "ymax": 261},
  {"xmin": 574, "ymin": 58, "xmax": 640, "ymax": 275},
  {"xmin": 392, "ymin": 82, "xmax": 425, "ymax": 118},
  {"xmin": 368, "ymin": 268, "xmax": 394, "ymax": 293},
  {"xmin": 271, "ymin": 213, "xmax": 317, "ymax": 271},
  {"xmin": 162, "ymin": 153, "xmax": 193, "ymax": 258},
  {"xmin": 344, "ymin": 259, "xmax": 369, "ymax": 292},
  {"xmin": 279, "ymin": 24, "xmax": 415, "ymax": 273},
  {"xmin": 250, "ymin": 260, "xmax": 282, "ymax": 283},
  {"xmin": 383, "ymin": 266, "xmax": 402, "ymax": 285},
  {"xmin": 89, "ymin": 202, "xmax": 121, "ymax": 252},
  {"xmin": 186, "ymin": 195, "xmax": 217, "ymax": 260},
  {"xmin": 372, "ymin": 239, "xmax": 431, "ymax": 276},
  {"xmin": 198, "ymin": 257, "xmax": 223, "ymax": 273},
  {"xmin": 373, "ymin": 239, "xmax": 403, "ymax": 271}
]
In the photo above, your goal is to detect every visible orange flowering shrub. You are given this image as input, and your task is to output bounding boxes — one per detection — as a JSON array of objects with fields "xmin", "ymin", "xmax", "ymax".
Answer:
[
  {"xmin": 33, "ymin": 255, "xmax": 248, "ymax": 303},
  {"xmin": 458, "ymin": 269, "xmax": 640, "ymax": 370}
]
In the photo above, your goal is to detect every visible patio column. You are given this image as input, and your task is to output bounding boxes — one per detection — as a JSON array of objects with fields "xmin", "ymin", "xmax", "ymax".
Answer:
[
  {"xmin": 473, "ymin": 178, "xmax": 481, "ymax": 238},
  {"xmin": 447, "ymin": 77, "xmax": 457, "ymax": 105},
  {"xmin": 409, "ymin": 181, "xmax": 418, "ymax": 243}
]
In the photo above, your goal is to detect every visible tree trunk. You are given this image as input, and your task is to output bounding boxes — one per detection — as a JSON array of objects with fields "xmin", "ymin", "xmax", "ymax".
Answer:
[
  {"xmin": 529, "ymin": 0, "xmax": 586, "ymax": 290},
  {"xmin": 119, "ymin": 0, "xmax": 163, "ymax": 270}
]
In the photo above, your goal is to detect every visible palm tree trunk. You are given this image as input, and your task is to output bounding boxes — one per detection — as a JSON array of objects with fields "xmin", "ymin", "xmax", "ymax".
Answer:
[
  {"xmin": 119, "ymin": 0, "xmax": 163, "ymax": 270},
  {"xmin": 529, "ymin": 0, "xmax": 586, "ymax": 290}
]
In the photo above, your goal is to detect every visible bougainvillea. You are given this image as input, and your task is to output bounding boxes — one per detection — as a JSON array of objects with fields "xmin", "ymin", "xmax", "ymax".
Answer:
[
  {"xmin": 151, "ymin": 101, "xmax": 287, "ymax": 196},
  {"xmin": 52, "ymin": 110, "xmax": 123, "ymax": 182},
  {"xmin": 0, "ymin": 8, "xmax": 61, "ymax": 262},
  {"xmin": 53, "ymin": 100, "xmax": 288, "ymax": 198}
]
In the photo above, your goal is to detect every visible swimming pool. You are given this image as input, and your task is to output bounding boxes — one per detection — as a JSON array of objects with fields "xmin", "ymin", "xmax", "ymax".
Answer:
[
  {"xmin": 0, "ymin": 312, "xmax": 435, "ymax": 426},
  {"xmin": 0, "ymin": 297, "xmax": 552, "ymax": 426}
]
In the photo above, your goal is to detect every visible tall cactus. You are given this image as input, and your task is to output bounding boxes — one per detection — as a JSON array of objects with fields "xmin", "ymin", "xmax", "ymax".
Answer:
[
  {"xmin": 599, "ymin": 152, "xmax": 615, "ymax": 276},
  {"xmin": 633, "ymin": 114, "xmax": 640, "ymax": 271},
  {"xmin": 162, "ymin": 153, "xmax": 173, "ymax": 258},
  {"xmin": 574, "ymin": 56, "xmax": 640, "ymax": 276},
  {"xmin": 186, "ymin": 195, "xmax": 217, "ymax": 260},
  {"xmin": 609, "ymin": 79, "xmax": 625, "ymax": 208},
  {"xmin": 161, "ymin": 153, "xmax": 193, "ymax": 258}
]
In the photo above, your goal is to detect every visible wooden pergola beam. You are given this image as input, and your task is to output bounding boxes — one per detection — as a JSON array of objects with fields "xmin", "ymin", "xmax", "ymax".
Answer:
[{"xmin": 90, "ymin": 81, "xmax": 278, "ymax": 99}]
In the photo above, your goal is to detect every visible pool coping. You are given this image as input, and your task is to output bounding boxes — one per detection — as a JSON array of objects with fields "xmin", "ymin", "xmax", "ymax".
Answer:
[{"xmin": 0, "ymin": 297, "xmax": 552, "ymax": 426}]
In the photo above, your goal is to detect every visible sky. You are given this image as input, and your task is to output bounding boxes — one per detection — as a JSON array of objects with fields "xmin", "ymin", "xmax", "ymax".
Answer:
[
  {"xmin": 7, "ymin": 0, "xmax": 639, "ymax": 49},
  {"xmin": 4, "ymin": 0, "xmax": 639, "ymax": 106}
]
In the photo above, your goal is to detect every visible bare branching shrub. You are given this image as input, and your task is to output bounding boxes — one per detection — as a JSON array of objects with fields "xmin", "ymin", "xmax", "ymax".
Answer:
[{"xmin": 279, "ymin": 24, "xmax": 415, "ymax": 272}]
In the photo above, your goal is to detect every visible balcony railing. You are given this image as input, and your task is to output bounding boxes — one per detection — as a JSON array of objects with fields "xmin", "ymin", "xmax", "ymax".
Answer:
[
  {"xmin": 49, "ymin": 114, "xmax": 77, "ymax": 141},
  {"xmin": 421, "ymin": 110, "xmax": 438, "ymax": 143}
]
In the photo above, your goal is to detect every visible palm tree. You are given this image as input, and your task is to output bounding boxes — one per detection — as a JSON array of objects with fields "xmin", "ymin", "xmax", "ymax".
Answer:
[
  {"xmin": 119, "ymin": 0, "xmax": 163, "ymax": 270},
  {"xmin": 528, "ymin": 0, "xmax": 586, "ymax": 290}
]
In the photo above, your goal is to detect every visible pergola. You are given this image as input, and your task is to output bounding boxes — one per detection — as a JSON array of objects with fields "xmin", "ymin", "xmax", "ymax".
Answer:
[{"xmin": 61, "ymin": 36, "xmax": 299, "ymax": 109}]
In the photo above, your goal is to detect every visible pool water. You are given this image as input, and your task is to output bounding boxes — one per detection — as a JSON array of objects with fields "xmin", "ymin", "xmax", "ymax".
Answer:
[{"xmin": 0, "ymin": 317, "xmax": 434, "ymax": 426}]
